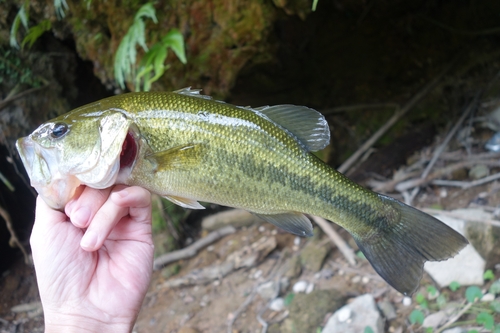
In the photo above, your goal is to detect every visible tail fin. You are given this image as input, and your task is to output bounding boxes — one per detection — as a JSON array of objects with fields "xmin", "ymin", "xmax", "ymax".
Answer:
[{"xmin": 353, "ymin": 194, "xmax": 468, "ymax": 295}]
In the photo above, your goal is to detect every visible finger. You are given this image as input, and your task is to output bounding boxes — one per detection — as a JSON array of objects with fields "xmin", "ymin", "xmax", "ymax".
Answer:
[
  {"xmin": 110, "ymin": 186, "xmax": 152, "ymax": 224},
  {"xmin": 66, "ymin": 186, "xmax": 112, "ymax": 228},
  {"xmin": 80, "ymin": 188, "xmax": 129, "ymax": 252},
  {"xmin": 32, "ymin": 196, "xmax": 68, "ymax": 247}
]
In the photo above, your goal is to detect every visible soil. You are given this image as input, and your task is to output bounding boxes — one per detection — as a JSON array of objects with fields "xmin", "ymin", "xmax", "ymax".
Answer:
[{"xmin": 2, "ymin": 1, "xmax": 500, "ymax": 332}]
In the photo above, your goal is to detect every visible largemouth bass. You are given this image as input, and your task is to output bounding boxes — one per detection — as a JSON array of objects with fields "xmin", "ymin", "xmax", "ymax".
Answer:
[{"xmin": 17, "ymin": 88, "xmax": 467, "ymax": 295}]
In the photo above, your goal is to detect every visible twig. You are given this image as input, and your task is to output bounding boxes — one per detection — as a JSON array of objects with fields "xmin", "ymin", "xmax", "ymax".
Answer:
[
  {"xmin": 310, "ymin": 215, "xmax": 357, "ymax": 266},
  {"xmin": 338, "ymin": 60, "xmax": 456, "ymax": 175},
  {"xmin": 0, "ymin": 204, "xmax": 31, "ymax": 265},
  {"xmin": 435, "ymin": 300, "xmax": 472, "ymax": 333},
  {"xmin": 322, "ymin": 102, "xmax": 400, "ymax": 115},
  {"xmin": 228, "ymin": 251, "xmax": 287, "ymax": 333},
  {"xmin": 153, "ymin": 226, "xmax": 236, "ymax": 270},
  {"xmin": 0, "ymin": 85, "xmax": 48, "ymax": 111},
  {"xmin": 422, "ymin": 208, "xmax": 500, "ymax": 228},
  {"xmin": 432, "ymin": 171, "xmax": 500, "ymax": 189},
  {"xmin": 395, "ymin": 159, "xmax": 500, "ymax": 192},
  {"xmin": 328, "ymin": 260, "xmax": 384, "ymax": 282},
  {"xmin": 421, "ymin": 93, "xmax": 480, "ymax": 180}
]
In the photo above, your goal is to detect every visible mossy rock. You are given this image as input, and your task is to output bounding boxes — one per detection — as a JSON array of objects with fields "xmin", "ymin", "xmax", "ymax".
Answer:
[{"xmin": 281, "ymin": 289, "xmax": 345, "ymax": 333}]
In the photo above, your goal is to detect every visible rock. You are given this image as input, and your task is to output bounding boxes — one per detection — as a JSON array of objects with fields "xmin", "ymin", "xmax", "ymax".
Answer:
[
  {"xmin": 377, "ymin": 300, "xmax": 397, "ymax": 321},
  {"xmin": 402, "ymin": 297, "xmax": 412, "ymax": 306},
  {"xmin": 257, "ymin": 281, "xmax": 278, "ymax": 300},
  {"xmin": 322, "ymin": 294, "xmax": 384, "ymax": 333},
  {"xmin": 299, "ymin": 238, "xmax": 330, "ymax": 272},
  {"xmin": 292, "ymin": 280, "xmax": 309, "ymax": 293},
  {"xmin": 468, "ymin": 165, "xmax": 489, "ymax": 180},
  {"xmin": 281, "ymin": 289, "xmax": 344, "ymax": 333},
  {"xmin": 284, "ymin": 255, "xmax": 302, "ymax": 279},
  {"xmin": 336, "ymin": 307, "xmax": 352, "ymax": 322},
  {"xmin": 422, "ymin": 311, "xmax": 447, "ymax": 328},
  {"xmin": 462, "ymin": 208, "xmax": 500, "ymax": 267},
  {"xmin": 177, "ymin": 327, "xmax": 200, "ymax": 333},
  {"xmin": 269, "ymin": 298, "xmax": 285, "ymax": 311},
  {"xmin": 481, "ymin": 293, "xmax": 495, "ymax": 302},
  {"xmin": 424, "ymin": 212, "xmax": 485, "ymax": 287},
  {"xmin": 305, "ymin": 283, "xmax": 314, "ymax": 294},
  {"xmin": 442, "ymin": 328, "xmax": 468, "ymax": 333},
  {"xmin": 201, "ymin": 209, "xmax": 263, "ymax": 231}
]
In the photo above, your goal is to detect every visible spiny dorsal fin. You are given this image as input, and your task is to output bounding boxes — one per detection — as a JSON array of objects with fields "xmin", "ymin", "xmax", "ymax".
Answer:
[
  {"xmin": 254, "ymin": 105, "xmax": 330, "ymax": 152},
  {"xmin": 174, "ymin": 87, "xmax": 213, "ymax": 100},
  {"xmin": 174, "ymin": 88, "xmax": 330, "ymax": 152}
]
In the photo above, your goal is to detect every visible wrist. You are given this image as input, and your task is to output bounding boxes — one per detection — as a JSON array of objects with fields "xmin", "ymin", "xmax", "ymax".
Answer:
[{"xmin": 44, "ymin": 313, "xmax": 134, "ymax": 333}]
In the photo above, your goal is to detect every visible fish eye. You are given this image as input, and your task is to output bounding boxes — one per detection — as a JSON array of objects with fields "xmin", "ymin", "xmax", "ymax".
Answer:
[{"xmin": 50, "ymin": 122, "xmax": 69, "ymax": 139}]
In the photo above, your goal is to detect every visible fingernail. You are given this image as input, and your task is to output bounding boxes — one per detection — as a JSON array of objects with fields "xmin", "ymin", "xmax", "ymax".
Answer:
[
  {"xmin": 81, "ymin": 230, "xmax": 98, "ymax": 251},
  {"xmin": 72, "ymin": 207, "xmax": 90, "ymax": 227}
]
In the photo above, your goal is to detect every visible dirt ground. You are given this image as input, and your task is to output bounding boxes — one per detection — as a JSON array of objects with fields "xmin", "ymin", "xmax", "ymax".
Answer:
[{"xmin": 2, "ymin": 134, "xmax": 500, "ymax": 333}]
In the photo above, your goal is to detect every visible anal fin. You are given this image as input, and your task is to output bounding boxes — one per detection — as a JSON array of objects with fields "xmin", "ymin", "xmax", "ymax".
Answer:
[
  {"xmin": 254, "ymin": 212, "xmax": 313, "ymax": 237},
  {"xmin": 164, "ymin": 195, "xmax": 205, "ymax": 210}
]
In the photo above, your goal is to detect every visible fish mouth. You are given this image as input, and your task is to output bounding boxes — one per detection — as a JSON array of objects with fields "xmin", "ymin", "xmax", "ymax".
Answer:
[
  {"xmin": 16, "ymin": 128, "xmax": 139, "ymax": 210},
  {"xmin": 16, "ymin": 136, "xmax": 81, "ymax": 210}
]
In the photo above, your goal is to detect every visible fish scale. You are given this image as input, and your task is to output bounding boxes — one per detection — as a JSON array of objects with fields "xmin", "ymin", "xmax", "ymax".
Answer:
[{"xmin": 17, "ymin": 88, "xmax": 468, "ymax": 295}]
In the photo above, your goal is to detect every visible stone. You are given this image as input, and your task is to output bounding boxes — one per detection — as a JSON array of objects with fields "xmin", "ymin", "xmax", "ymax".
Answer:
[
  {"xmin": 299, "ymin": 238, "xmax": 330, "ymax": 272},
  {"xmin": 257, "ymin": 281, "xmax": 278, "ymax": 300},
  {"xmin": 292, "ymin": 280, "xmax": 309, "ymax": 293},
  {"xmin": 281, "ymin": 289, "xmax": 344, "ymax": 333},
  {"xmin": 422, "ymin": 311, "xmax": 447, "ymax": 328},
  {"xmin": 284, "ymin": 255, "xmax": 302, "ymax": 279},
  {"xmin": 377, "ymin": 300, "xmax": 397, "ymax": 321},
  {"xmin": 424, "ymin": 212, "xmax": 485, "ymax": 287},
  {"xmin": 269, "ymin": 298, "xmax": 285, "ymax": 311},
  {"xmin": 462, "ymin": 208, "xmax": 500, "ymax": 267},
  {"xmin": 468, "ymin": 165, "xmax": 489, "ymax": 180},
  {"xmin": 322, "ymin": 294, "xmax": 384, "ymax": 333},
  {"xmin": 178, "ymin": 327, "xmax": 200, "ymax": 333},
  {"xmin": 442, "ymin": 328, "xmax": 467, "ymax": 333}
]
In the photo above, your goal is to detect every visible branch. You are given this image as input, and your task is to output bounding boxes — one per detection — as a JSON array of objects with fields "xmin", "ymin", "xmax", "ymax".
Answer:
[{"xmin": 153, "ymin": 225, "xmax": 236, "ymax": 270}]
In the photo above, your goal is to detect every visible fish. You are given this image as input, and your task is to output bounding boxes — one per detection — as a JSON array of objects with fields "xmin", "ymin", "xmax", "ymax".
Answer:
[{"xmin": 16, "ymin": 87, "xmax": 468, "ymax": 295}]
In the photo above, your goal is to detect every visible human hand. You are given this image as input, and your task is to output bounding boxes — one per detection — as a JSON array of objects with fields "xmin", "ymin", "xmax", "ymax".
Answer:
[{"xmin": 30, "ymin": 185, "xmax": 153, "ymax": 333}]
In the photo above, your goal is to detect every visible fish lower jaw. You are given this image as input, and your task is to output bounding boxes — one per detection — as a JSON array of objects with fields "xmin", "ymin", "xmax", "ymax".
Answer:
[{"xmin": 35, "ymin": 175, "xmax": 81, "ymax": 210}]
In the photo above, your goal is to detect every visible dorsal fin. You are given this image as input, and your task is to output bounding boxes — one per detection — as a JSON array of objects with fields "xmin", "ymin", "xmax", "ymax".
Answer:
[
  {"xmin": 173, "ymin": 88, "xmax": 330, "ymax": 152},
  {"xmin": 174, "ymin": 87, "xmax": 213, "ymax": 100},
  {"xmin": 255, "ymin": 105, "xmax": 330, "ymax": 152}
]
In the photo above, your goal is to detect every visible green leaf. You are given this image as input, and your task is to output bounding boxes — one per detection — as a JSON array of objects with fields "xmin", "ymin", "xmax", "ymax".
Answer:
[
  {"xmin": 427, "ymin": 285, "xmax": 438, "ymax": 297},
  {"xmin": 312, "ymin": 0, "xmax": 319, "ymax": 11},
  {"xmin": 436, "ymin": 294, "xmax": 447, "ymax": 309},
  {"xmin": 54, "ymin": 0, "xmax": 69, "ymax": 19},
  {"xmin": 10, "ymin": 4, "xmax": 29, "ymax": 48},
  {"xmin": 284, "ymin": 292, "xmax": 295, "ymax": 306},
  {"xmin": 409, "ymin": 309, "xmax": 425, "ymax": 325},
  {"xmin": 415, "ymin": 293, "xmax": 428, "ymax": 309},
  {"xmin": 114, "ymin": 3, "xmax": 158, "ymax": 89},
  {"xmin": 465, "ymin": 286, "xmax": 483, "ymax": 303},
  {"xmin": 489, "ymin": 280, "xmax": 500, "ymax": 295},
  {"xmin": 494, "ymin": 324, "xmax": 500, "ymax": 333},
  {"xmin": 490, "ymin": 300, "xmax": 500, "ymax": 313},
  {"xmin": 21, "ymin": 20, "xmax": 52, "ymax": 49},
  {"xmin": 162, "ymin": 29, "xmax": 187, "ymax": 64},
  {"xmin": 476, "ymin": 312, "xmax": 494, "ymax": 330},
  {"xmin": 467, "ymin": 330, "xmax": 479, "ymax": 333},
  {"xmin": 364, "ymin": 326, "xmax": 374, "ymax": 333},
  {"xmin": 449, "ymin": 281, "xmax": 461, "ymax": 292},
  {"xmin": 484, "ymin": 269, "xmax": 495, "ymax": 281}
]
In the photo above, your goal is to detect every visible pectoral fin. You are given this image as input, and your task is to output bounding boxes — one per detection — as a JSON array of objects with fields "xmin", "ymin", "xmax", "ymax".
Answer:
[
  {"xmin": 164, "ymin": 195, "xmax": 205, "ymax": 209},
  {"xmin": 147, "ymin": 143, "xmax": 205, "ymax": 172},
  {"xmin": 254, "ymin": 212, "xmax": 313, "ymax": 237}
]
